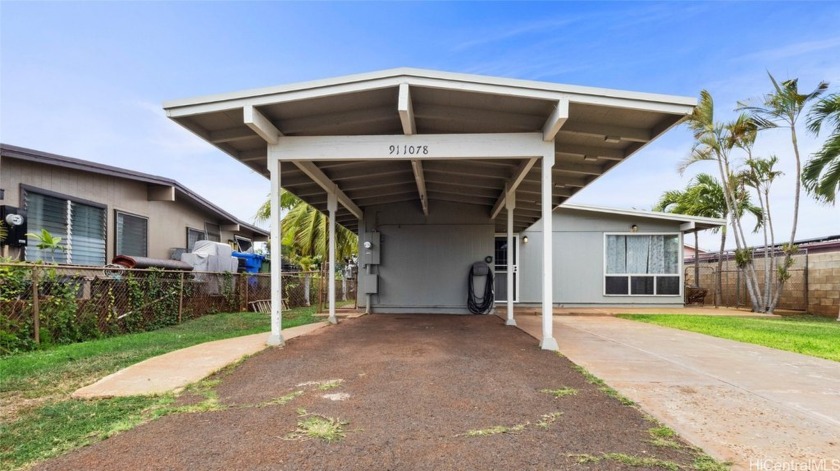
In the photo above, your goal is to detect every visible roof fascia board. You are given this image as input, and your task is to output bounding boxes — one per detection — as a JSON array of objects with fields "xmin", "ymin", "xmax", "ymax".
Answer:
[
  {"xmin": 164, "ymin": 68, "xmax": 696, "ymax": 119},
  {"xmin": 560, "ymin": 202, "xmax": 725, "ymax": 226},
  {"xmin": 166, "ymin": 76, "xmax": 404, "ymax": 118}
]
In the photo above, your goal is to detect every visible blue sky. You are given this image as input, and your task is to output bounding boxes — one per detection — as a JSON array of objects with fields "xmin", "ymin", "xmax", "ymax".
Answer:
[{"xmin": 2, "ymin": 1, "xmax": 838, "ymax": 250}]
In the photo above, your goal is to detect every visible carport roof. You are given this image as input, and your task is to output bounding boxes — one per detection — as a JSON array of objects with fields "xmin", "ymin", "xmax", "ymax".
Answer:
[{"xmin": 164, "ymin": 68, "xmax": 696, "ymax": 232}]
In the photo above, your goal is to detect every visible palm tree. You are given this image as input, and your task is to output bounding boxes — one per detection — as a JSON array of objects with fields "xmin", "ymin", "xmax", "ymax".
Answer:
[
  {"xmin": 804, "ymin": 93, "xmax": 840, "ymax": 204},
  {"xmin": 255, "ymin": 189, "xmax": 358, "ymax": 306},
  {"xmin": 679, "ymin": 91, "xmax": 766, "ymax": 311},
  {"xmin": 739, "ymin": 156, "xmax": 783, "ymax": 309},
  {"xmin": 655, "ymin": 173, "xmax": 760, "ymax": 306},
  {"xmin": 737, "ymin": 74, "xmax": 828, "ymax": 287}
]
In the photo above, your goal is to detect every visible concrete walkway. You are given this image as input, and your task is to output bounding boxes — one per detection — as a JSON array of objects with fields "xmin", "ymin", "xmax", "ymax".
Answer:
[
  {"xmin": 73, "ymin": 322, "xmax": 329, "ymax": 399},
  {"xmin": 511, "ymin": 312, "xmax": 840, "ymax": 470}
]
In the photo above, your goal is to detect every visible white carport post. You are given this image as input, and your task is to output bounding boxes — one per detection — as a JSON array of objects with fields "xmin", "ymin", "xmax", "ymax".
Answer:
[
  {"xmin": 505, "ymin": 183, "xmax": 516, "ymax": 326},
  {"xmin": 247, "ymin": 104, "xmax": 285, "ymax": 347},
  {"xmin": 327, "ymin": 190, "xmax": 338, "ymax": 324},
  {"xmin": 267, "ymin": 157, "xmax": 284, "ymax": 346},
  {"xmin": 538, "ymin": 98, "xmax": 566, "ymax": 351},
  {"xmin": 540, "ymin": 150, "xmax": 559, "ymax": 351}
]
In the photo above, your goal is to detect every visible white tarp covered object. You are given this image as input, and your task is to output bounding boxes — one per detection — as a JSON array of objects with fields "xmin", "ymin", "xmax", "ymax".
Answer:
[{"xmin": 181, "ymin": 241, "xmax": 239, "ymax": 293}]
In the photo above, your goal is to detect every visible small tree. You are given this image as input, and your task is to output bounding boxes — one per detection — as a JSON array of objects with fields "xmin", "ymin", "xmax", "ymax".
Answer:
[{"xmin": 26, "ymin": 229, "xmax": 66, "ymax": 263}]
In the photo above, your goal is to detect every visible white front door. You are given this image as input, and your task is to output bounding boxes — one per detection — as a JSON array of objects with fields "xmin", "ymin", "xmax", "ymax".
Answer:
[{"xmin": 494, "ymin": 234, "xmax": 519, "ymax": 303}]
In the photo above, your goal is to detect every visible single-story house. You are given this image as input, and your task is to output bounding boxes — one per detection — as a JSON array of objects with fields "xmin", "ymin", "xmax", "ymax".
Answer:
[
  {"xmin": 162, "ymin": 67, "xmax": 708, "ymax": 349},
  {"xmin": 0, "ymin": 144, "xmax": 268, "ymax": 264},
  {"xmin": 513, "ymin": 203, "xmax": 723, "ymax": 307}
]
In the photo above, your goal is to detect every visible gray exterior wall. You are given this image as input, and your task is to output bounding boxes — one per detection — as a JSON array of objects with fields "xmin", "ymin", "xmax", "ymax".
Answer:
[
  {"xmin": 357, "ymin": 200, "xmax": 494, "ymax": 314},
  {"xmin": 1, "ymin": 157, "xmax": 264, "ymax": 263},
  {"xmin": 518, "ymin": 208, "xmax": 685, "ymax": 307}
]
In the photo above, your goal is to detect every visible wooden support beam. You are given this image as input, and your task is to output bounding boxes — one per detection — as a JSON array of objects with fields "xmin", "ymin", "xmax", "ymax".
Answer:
[
  {"xmin": 399, "ymin": 83, "xmax": 427, "ymax": 216},
  {"xmin": 411, "ymin": 160, "xmax": 429, "ymax": 216},
  {"xmin": 398, "ymin": 83, "xmax": 416, "ymax": 135},
  {"xmin": 490, "ymin": 158, "xmax": 538, "ymax": 219},
  {"xmin": 243, "ymin": 105, "xmax": 282, "ymax": 144},
  {"xmin": 292, "ymin": 160, "xmax": 363, "ymax": 219},
  {"xmin": 542, "ymin": 98, "xmax": 569, "ymax": 141}
]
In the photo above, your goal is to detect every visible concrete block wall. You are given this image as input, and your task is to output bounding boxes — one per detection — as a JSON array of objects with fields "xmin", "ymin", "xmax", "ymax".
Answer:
[
  {"xmin": 807, "ymin": 251, "xmax": 840, "ymax": 317},
  {"xmin": 687, "ymin": 251, "xmax": 839, "ymax": 317}
]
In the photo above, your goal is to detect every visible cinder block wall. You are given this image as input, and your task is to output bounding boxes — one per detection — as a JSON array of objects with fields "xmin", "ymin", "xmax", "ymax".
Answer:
[
  {"xmin": 686, "ymin": 251, "xmax": 839, "ymax": 317},
  {"xmin": 807, "ymin": 251, "xmax": 840, "ymax": 317}
]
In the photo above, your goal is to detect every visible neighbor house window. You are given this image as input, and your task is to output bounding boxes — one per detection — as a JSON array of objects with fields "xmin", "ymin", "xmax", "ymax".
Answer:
[
  {"xmin": 604, "ymin": 234, "xmax": 680, "ymax": 296},
  {"xmin": 115, "ymin": 211, "xmax": 148, "ymax": 257},
  {"xmin": 23, "ymin": 187, "xmax": 106, "ymax": 265},
  {"xmin": 205, "ymin": 222, "xmax": 221, "ymax": 242},
  {"xmin": 234, "ymin": 235, "xmax": 253, "ymax": 253},
  {"xmin": 186, "ymin": 227, "xmax": 206, "ymax": 251}
]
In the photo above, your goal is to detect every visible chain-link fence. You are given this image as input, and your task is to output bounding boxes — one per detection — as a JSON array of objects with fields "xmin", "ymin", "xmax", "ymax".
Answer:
[
  {"xmin": 0, "ymin": 263, "xmax": 357, "ymax": 353},
  {"xmin": 683, "ymin": 260, "xmax": 807, "ymax": 311}
]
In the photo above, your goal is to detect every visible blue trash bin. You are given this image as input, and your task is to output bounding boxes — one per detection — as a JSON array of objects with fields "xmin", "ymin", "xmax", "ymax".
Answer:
[{"xmin": 232, "ymin": 252, "xmax": 265, "ymax": 273}]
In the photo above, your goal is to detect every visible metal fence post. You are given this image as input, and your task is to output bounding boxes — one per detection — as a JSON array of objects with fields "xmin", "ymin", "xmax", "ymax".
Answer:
[
  {"xmin": 178, "ymin": 271, "xmax": 184, "ymax": 324},
  {"xmin": 243, "ymin": 274, "xmax": 249, "ymax": 311},
  {"xmin": 31, "ymin": 266, "xmax": 40, "ymax": 344},
  {"xmin": 804, "ymin": 250, "xmax": 810, "ymax": 313}
]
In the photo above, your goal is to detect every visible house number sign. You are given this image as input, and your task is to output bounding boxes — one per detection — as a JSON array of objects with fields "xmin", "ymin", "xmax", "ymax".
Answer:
[{"xmin": 388, "ymin": 145, "xmax": 429, "ymax": 156}]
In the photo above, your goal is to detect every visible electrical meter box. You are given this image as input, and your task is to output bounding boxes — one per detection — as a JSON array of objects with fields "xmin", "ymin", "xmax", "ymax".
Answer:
[
  {"xmin": 361, "ymin": 231, "xmax": 381, "ymax": 266},
  {"xmin": 0, "ymin": 206, "xmax": 28, "ymax": 247}
]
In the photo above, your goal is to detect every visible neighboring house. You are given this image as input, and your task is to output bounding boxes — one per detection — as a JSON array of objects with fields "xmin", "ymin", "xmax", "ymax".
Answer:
[
  {"xmin": 683, "ymin": 244, "xmax": 707, "ymax": 259},
  {"xmin": 0, "ymin": 144, "xmax": 268, "ymax": 265},
  {"xmin": 513, "ymin": 204, "xmax": 723, "ymax": 307}
]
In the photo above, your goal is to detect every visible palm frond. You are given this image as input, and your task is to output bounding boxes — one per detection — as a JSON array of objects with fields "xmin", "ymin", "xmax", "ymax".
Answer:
[{"xmin": 806, "ymin": 93, "xmax": 840, "ymax": 135}]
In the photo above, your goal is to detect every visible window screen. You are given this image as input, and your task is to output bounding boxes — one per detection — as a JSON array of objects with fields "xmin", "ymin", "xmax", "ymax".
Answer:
[
  {"xmin": 116, "ymin": 212, "xmax": 148, "ymax": 257},
  {"xmin": 24, "ymin": 189, "xmax": 105, "ymax": 265}
]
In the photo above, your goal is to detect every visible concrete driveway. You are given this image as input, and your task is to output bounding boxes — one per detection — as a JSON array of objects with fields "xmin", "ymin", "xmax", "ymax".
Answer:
[{"xmin": 511, "ymin": 312, "xmax": 840, "ymax": 470}]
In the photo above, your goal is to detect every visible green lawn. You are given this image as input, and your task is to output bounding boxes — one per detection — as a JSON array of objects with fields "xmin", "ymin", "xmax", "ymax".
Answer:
[
  {"xmin": 618, "ymin": 314, "xmax": 840, "ymax": 362},
  {"xmin": 0, "ymin": 307, "xmax": 323, "ymax": 470}
]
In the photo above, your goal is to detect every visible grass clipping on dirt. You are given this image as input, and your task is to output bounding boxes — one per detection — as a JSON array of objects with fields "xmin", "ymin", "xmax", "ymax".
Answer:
[
  {"xmin": 618, "ymin": 314, "xmax": 840, "ymax": 361},
  {"xmin": 286, "ymin": 409, "xmax": 349, "ymax": 443},
  {"xmin": 0, "ymin": 309, "xmax": 322, "ymax": 471}
]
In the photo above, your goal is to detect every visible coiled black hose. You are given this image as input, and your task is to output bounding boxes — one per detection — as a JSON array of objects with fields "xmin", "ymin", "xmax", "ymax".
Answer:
[{"xmin": 467, "ymin": 262, "xmax": 494, "ymax": 314}]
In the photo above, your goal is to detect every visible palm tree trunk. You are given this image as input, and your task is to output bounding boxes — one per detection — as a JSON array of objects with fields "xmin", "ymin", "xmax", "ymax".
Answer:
[
  {"xmin": 755, "ymin": 187, "xmax": 772, "ymax": 310},
  {"xmin": 304, "ymin": 273, "xmax": 311, "ymax": 306},
  {"xmin": 720, "ymin": 157, "xmax": 762, "ymax": 311},
  {"xmin": 771, "ymin": 126, "xmax": 803, "ymax": 312}
]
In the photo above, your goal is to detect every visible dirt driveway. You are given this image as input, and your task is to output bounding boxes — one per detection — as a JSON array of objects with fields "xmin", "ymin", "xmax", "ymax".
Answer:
[{"xmin": 37, "ymin": 315, "xmax": 717, "ymax": 470}]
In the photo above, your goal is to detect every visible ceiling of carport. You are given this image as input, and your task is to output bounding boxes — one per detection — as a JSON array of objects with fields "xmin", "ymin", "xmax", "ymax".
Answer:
[{"xmin": 164, "ymin": 68, "xmax": 696, "ymax": 233}]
